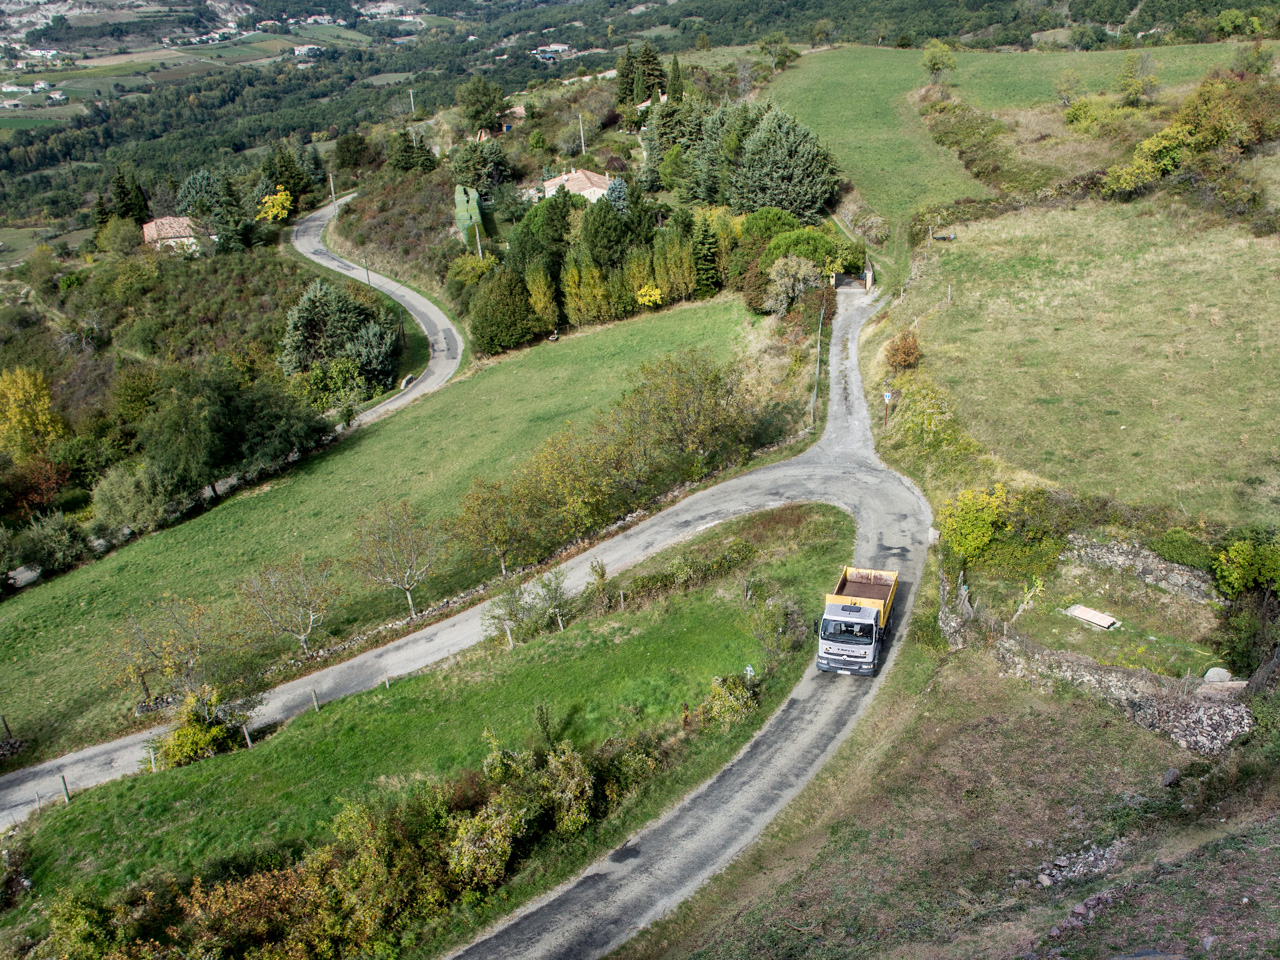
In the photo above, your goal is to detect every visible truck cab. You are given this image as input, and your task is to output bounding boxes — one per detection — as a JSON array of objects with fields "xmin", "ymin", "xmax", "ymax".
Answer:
[{"xmin": 813, "ymin": 567, "xmax": 898, "ymax": 676}]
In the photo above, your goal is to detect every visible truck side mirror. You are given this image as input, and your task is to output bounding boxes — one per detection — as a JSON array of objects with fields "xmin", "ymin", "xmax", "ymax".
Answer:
[{"xmin": 812, "ymin": 619, "xmax": 819, "ymax": 635}]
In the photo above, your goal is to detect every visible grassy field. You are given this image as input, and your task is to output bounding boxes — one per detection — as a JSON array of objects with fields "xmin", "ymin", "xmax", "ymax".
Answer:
[
  {"xmin": 9, "ymin": 505, "xmax": 852, "ymax": 944},
  {"xmin": 0, "ymin": 227, "xmax": 91, "ymax": 267},
  {"xmin": 0, "ymin": 299, "xmax": 753, "ymax": 771},
  {"xmin": 0, "ymin": 117, "xmax": 62, "ymax": 130},
  {"xmin": 864, "ymin": 199, "xmax": 1280, "ymax": 526},
  {"xmin": 766, "ymin": 42, "xmax": 1253, "ymax": 227},
  {"xmin": 616, "ymin": 548, "xmax": 1193, "ymax": 960},
  {"xmin": 766, "ymin": 47, "xmax": 986, "ymax": 226}
]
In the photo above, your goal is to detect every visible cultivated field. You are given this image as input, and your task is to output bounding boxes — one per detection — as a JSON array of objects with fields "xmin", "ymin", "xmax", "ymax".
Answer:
[
  {"xmin": 870, "ymin": 199, "xmax": 1280, "ymax": 526},
  {"xmin": 15, "ymin": 505, "xmax": 852, "ymax": 955},
  {"xmin": 0, "ymin": 299, "xmax": 753, "ymax": 770}
]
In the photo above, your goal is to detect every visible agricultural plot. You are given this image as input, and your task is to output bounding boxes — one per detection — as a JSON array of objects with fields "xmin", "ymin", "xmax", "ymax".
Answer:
[
  {"xmin": 0, "ymin": 299, "xmax": 750, "ymax": 770},
  {"xmin": 875, "ymin": 199, "xmax": 1280, "ymax": 526}
]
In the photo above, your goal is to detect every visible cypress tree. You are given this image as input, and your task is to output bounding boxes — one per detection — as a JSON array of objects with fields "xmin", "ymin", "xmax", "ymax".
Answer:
[
  {"xmin": 637, "ymin": 42, "xmax": 667, "ymax": 98},
  {"xmin": 127, "ymin": 174, "xmax": 150, "ymax": 224},
  {"xmin": 110, "ymin": 169, "xmax": 131, "ymax": 217},
  {"xmin": 692, "ymin": 216, "xmax": 718, "ymax": 298},
  {"xmin": 615, "ymin": 44, "xmax": 636, "ymax": 106},
  {"xmin": 668, "ymin": 54, "xmax": 684, "ymax": 103},
  {"xmin": 92, "ymin": 194, "xmax": 111, "ymax": 230},
  {"xmin": 633, "ymin": 65, "xmax": 645, "ymax": 105}
]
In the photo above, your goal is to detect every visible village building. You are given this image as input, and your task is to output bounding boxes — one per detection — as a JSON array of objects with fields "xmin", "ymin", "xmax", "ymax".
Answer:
[
  {"xmin": 142, "ymin": 216, "xmax": 206, "ymax": 253},
  {"xmin": 541, "ymin": 168, "xmax": 611, "ymax": 203}
]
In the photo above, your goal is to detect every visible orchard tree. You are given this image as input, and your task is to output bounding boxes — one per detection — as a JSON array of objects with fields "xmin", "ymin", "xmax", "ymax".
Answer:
[
  {"xmin": 922, "ymin": 39, "xmax": 956, "ymax": 85},
  {"xmin": 457, "ymin": 478, "xmax": 529, "ymax": 576},
  {"xmin": 758, "ymin": 32, "xmax": 796, "ymax": 73},
  {"xmin": 239, "ymin": 554, "xmax": 342, "ymax": 656},
  {"xmin": 106, "ymin": 597, "xmax": 254, "ymax": 721},
  {"xmin": 352, "ymin": 500, "xmax": 444, "ymax": 618}
]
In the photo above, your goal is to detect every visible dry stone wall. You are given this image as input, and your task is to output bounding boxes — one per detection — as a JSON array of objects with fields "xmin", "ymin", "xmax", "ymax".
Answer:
[{"xmin": 1063, "ymin": 534, "xmax": 1219, "ymax": 603}]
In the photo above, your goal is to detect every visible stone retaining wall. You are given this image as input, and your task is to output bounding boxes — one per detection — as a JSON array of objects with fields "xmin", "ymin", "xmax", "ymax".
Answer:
[
  {"xmin": 1063, "ymin": 534, "xmax": 1219, "ymax": 603},
  {"xmin": 939, "ymin": 570, "xmax": 1251, "ymax": 756}
]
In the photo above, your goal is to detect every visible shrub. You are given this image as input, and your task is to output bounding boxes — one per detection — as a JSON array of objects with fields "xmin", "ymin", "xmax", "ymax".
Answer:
[
  {"xmin": 1218, "ymin": 600, "xmax": 1277, "ymax": 676},
  {"xmin": 541, "ymin": 741, "xmax": 593, "ymax": 835},
  {"xmin": 741, "ymin": 206, "xmax": 800, "ymax": 242},
  {"xmin": 1213, "ymin": 537, "xmax": 1280, "ymax": 599},
  {"xmin": 884, "ymin": 327, "xmax": 921, "ymax": 372},
  {"xmin": 21, "ymin": 510, "xmax": 88, "ymax": 573},
  {"xmin": 939, "ymin": 484, "xmax": 1011, "ymax": 564},
  {"xmin": 91, "ymin": 463, "xmax": 175, "ymax": 537},
  {"xmin": 760, "ymin": 228, "xmax": 836, "ymax": 272},
  {"xmin": 1148, "ymin": 528, "xmax": 1216, "ymax": 571},
  {"xmin": 153, "ymin": 709, "xmax": 239, "ymax": 770},
  {"xmin": 701, "ymin": 674, "xmax": 757, "ymax": 728},
  {"xmin": 447, "ymin": 791, "xmax": 529, "ymax": 890}
]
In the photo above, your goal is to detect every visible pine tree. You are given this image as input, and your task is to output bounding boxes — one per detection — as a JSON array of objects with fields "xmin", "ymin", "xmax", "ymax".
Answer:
[
  {"xmin": 728, "ymin": 109, "xmax": 840, "ymax": 222},
  {"xmin": 668, "ymin": 54, "xmax": 684, "ymax": 103},
  {"xmin": 615, "ymin": 44, "xmax": 636, "ymax": 106},
  {"xmin": 692, "ymin": 216, "xmax": 718, "ymax": 298}
]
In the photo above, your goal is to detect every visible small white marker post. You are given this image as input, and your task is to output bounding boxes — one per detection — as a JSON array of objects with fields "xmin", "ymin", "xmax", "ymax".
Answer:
[
  {"xmin": 884, "ymin": 391, "xmax": 892, "ymax": 429},
  {"xmin": 311, "ymin": 690, "xmax": 321, "ymax": 713},
  {"xmin": 149, "ymin": 747, "xmax": 157, "ymax": 772}
]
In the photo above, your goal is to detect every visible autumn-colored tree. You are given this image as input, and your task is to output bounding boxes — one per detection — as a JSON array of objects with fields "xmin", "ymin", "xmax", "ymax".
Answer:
[
  {"xmin": 239, "ymin": 555, "xmax": 342, "ymax": 655},
  {"xmin": 255, "ymin": 185, "xmax": 293, "ymax": 222},
  {"xmin": 105, "ymin": 597, "xmax": 252, "ymax": 720},
  {"xmin": 524, "ymin": 261, "xmax": 559, "ymax": 334},
  {"xmin": 885, "ymin": 327, "xmax": 922, "ymax": 372},
  {"xmin": 351, "ymin": 500, "xmax": 444, "ymax": 618},
  {"xmin": 0, "ymin": 367, "xmax": 64, "ymax": 462}
]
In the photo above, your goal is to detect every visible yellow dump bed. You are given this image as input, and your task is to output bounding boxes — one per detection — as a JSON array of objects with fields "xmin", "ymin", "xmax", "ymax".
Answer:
[{"xmin": 825, "ymin": 566, "xmax": 899, "ymax": 628}]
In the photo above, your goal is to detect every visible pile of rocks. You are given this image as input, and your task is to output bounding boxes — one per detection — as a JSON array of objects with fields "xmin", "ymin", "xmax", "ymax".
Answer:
[
  {"xmin": 1064, "ymin": 534, "xmax": 1219, "ymax": 603},
  {"xmin": 1014, "ymin": 839, "xmax": 1131, "ymax": 891},
  {"xmin": 1130, "ymin": 697, "xmax": 1254, "ymax": 758},
  {"xmin": 0, "ymin": 738, "xmax": 23, "ymax": 760},
  {"xmin": 134, "ymin": 694, "xmax": 178, "ymax": 717}
]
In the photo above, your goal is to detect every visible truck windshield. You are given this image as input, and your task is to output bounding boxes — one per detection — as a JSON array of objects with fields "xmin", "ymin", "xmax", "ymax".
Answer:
[{"xmin": 821, "ymin": 619, "xmax": 874, "ymax": 644}]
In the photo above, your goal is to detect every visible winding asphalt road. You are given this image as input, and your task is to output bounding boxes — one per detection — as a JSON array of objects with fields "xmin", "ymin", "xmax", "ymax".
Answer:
[
  {"xmin": 291, "ymin": 198, "xmax": 462, "ymax": 424},
  {"xmin": 0, "ymin": 227, "xmax": 931, "ymax": 960}
]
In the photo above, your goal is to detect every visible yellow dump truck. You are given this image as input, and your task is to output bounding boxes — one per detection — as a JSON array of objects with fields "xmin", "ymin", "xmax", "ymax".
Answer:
[{"xmin": 812, "ymin": 566, "xmax": 899, "ymax": 676}]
